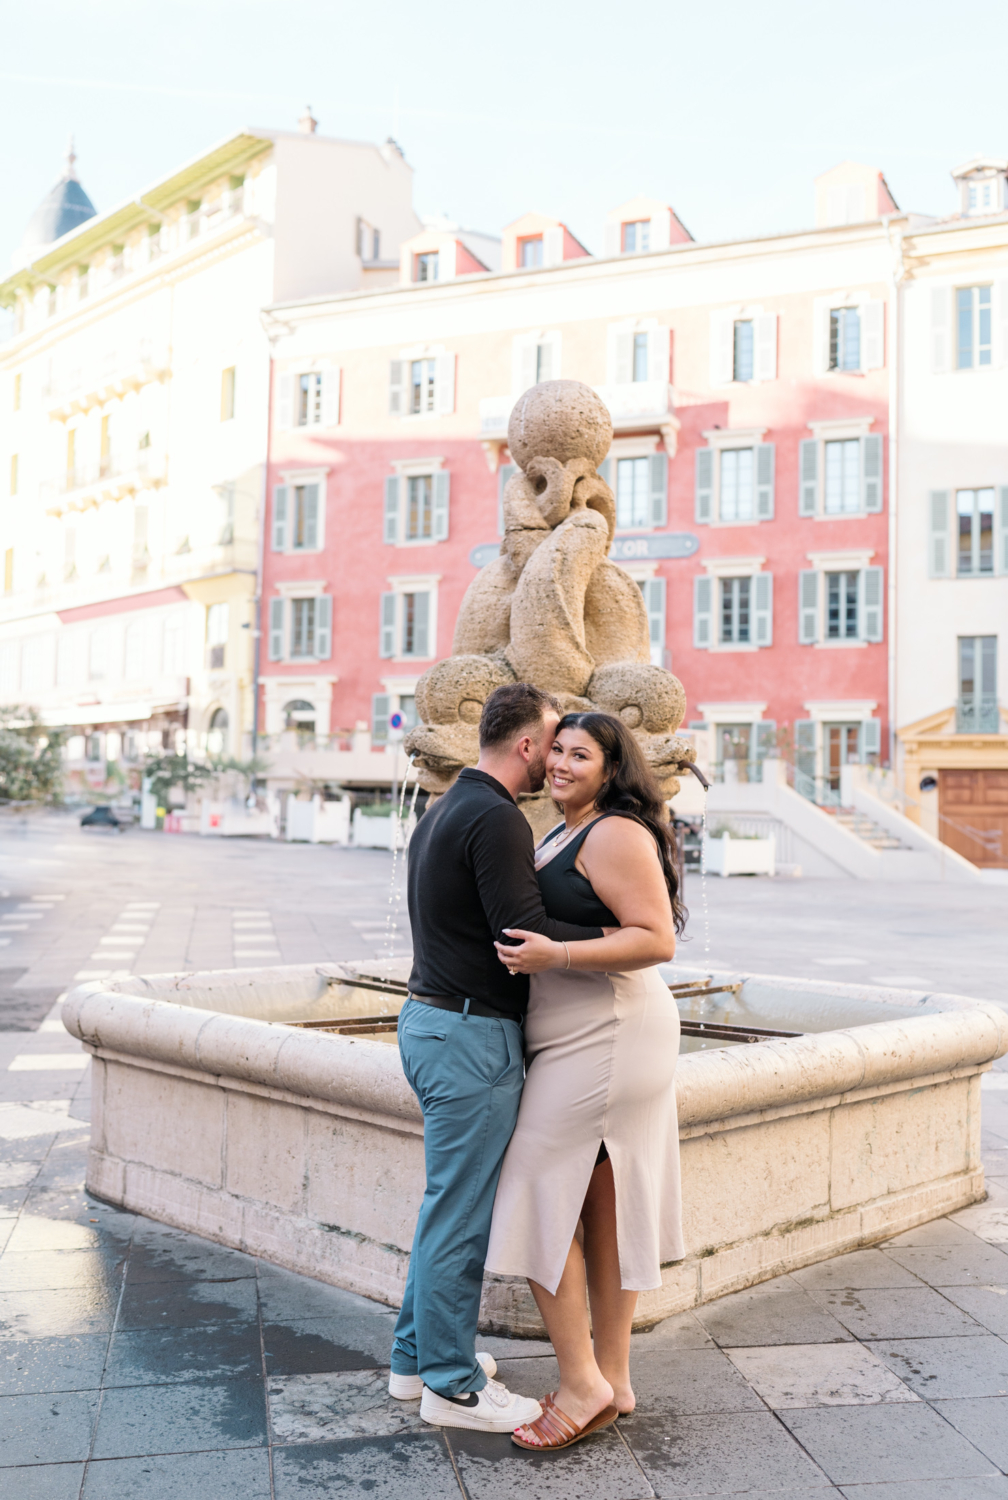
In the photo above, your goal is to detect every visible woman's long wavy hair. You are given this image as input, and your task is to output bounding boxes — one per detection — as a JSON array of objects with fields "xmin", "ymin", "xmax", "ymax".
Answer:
[{"xmin": 555, "ymin": 711, "xmax": 687, "ymax": 936}]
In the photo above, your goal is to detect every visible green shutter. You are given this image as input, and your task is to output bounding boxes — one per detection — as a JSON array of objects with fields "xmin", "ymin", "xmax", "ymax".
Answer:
[{"xmin": 695, "ymin": 449, "xmax": 713, "ymax": 523}]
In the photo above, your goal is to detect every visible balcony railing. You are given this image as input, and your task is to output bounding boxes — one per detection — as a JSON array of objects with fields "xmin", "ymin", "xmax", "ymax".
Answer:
[
  {"xmin": 39, "ymin": 449, "xmax": 167, "ymax": 505},
  {"xmin": 956, "ymin": 694, "xmax": 999, "ymax": 733},
  {"xmin": 45, "ymin": 340, "xmax": 171, "ymax": 416}
]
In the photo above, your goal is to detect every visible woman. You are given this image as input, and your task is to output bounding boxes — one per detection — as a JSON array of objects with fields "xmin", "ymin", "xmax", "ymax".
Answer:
[{"xmin": 485, "ymin": 710, "xmax": 686, "ymax": 1452}]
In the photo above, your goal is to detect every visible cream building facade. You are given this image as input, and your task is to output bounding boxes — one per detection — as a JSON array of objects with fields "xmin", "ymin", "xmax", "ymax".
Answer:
[{"xmin": 0, "ymin": 120, "xmax": 420, "ymax": 785}]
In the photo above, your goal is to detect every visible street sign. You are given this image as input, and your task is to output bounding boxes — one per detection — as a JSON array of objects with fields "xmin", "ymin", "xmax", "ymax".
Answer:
[
  {"xmin": 388, "ymin": 710, "xmax": 405, "ymax": 743},
  {"xmin": 469, "ymin": 533, "xmax": 700, "ymax": 569}
]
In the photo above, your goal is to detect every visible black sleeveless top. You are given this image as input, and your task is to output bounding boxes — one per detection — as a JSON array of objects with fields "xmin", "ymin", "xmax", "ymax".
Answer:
[{"xmin": 535, "ymin": 813, "xmax": 620, "ymax": 928}]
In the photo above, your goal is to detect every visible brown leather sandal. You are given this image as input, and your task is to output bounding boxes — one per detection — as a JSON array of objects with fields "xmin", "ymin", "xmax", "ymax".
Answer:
[{"xmin": 512, "ymin": 1392, "xmax": 618, "ymax": 1451}]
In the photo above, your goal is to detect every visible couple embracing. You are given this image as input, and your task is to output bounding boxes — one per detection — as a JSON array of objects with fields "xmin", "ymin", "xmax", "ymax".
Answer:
[{"xmin": 388, "ymin": 682, "xmax": 686, "ymax": 1452}]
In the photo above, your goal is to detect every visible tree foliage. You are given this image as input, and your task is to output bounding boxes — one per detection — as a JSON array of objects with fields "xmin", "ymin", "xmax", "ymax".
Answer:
[{"xmin": 0, "ymin": 708, "xmax": 65, "ymax": 803}]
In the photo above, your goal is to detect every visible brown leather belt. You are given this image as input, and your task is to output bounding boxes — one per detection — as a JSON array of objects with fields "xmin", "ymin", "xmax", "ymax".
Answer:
[{"xmin": 408, "ymin": 992, "xmax": 518, "ymax": 1023}]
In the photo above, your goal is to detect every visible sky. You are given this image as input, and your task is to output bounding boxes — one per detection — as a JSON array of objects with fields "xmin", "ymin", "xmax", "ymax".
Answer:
[{"xmin": 2, "ymin": 0, "xmax": 1008, "ymax": 266}]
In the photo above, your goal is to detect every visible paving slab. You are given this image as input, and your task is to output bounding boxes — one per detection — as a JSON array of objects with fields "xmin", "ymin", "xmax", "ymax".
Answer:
[
  {"xmin": 694, "ymin": 1274, "xmax": 853, "ymax": 1347},
  {"xmin": 631, "ymin": 1309, "xmax": 715, "ymax": 1350},
  {"xmin": 726, "ymin": 1340, "xmax": 919, "ymax": 1408},
  {"xmin": 627, "ymin": 1407, "xmax": 827, "ymax": 1496},
  {"xmin": 951, "ymin": 1181, "xmax": 1008, "ymax": 1245},
  {"xmin": 0, "ymin": 1333, "xmax": 109, "ymax": 1394},
  {"xmin": 840, "ymin": 1479, "xmax": 1008, "ymax": 1499},
  {"xmin": 91, "ymin": 1377, "xmax": 268, "ymax": 1458},
  {"xmin": 126, "ymin": 1226, "xmax": 258, "ymax": 1284},
  {"xmin": 3, "ymin": 1461, "xmax": 86, "ymax": 1498},
  {"xmin": 883, "ymin": 1218, "xmax": 985, "ymax": 1249},
  {"xmin": 0, "ymin": 1387, "xmax": 100, "ymax": 1465},
  {"xmin": 806, "ymin": 1285, "xmax": 989, "ymax": 1340},
  {"xmin": 793, "ymin": 1248, "xmax": 926, "ymax": 1292},
  {"xmin": 883, "ymin": 1238, "xmax": 1008, "ymax": 1286},
  {"xmin": 262, "ymin": 1317, "xmax": 383, "ymax": 1376},
  {"xmin": 933, "ymin": 1395, "xmax": 1008, "ymax": 1471},
  {"xmin": 0, "ymin": 1246, "xmax": 125, "ymax": 1293},
  {"xmin": 938, "ymin": 1282, "xmax": 1008, "ymax": 1336},
  {"xmin": 81, "ymin": 1447, "xmax": 273, "ymax": 1499},
  {"xmin": 780, "ymin": 1401, "xmax": 998, "ymax": 1485},
  {"xmin": 868, "ymin": 1334, "xmax": 1008, "ymax": 1399},
  {"xmin": 448, "ymin": 1424, "xmax": 653, "ymax": 1500},
  {"xmin": 0, "ymin": 1284, "xmax": 119, "ymax": 1339},
  {"xmin": 267, "ymin": 1369, "xmax": 425, "ymax": 1443},
  {"xmin": 272, "ymin": 1434, "xmax": 462, "ymax": 1500},
  {"xmin": 622, "ymin": 1346, "xmax": 767, "ymax": 1416},
  {"xmin": 117, "ymin": 1272, "xmax": 260, "ymax": 1330},
  {"xmin": 104, "ymin": 1321, "xmax": 265, "ymax": 1387}
]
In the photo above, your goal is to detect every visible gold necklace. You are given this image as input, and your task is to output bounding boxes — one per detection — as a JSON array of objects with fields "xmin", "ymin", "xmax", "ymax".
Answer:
[{"xmin": 551, "ymin": 807, "xmax": 598, "ymax": 851}]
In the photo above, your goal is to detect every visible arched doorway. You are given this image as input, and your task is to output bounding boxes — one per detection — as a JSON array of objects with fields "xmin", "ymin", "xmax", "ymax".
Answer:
[
  {"xmin": 207, "ymin": 706, "xmax": 229, "ymax": 756},
  {"xmin": 283, "ymin": 699, "xmax": 316, "ymax": 735}
]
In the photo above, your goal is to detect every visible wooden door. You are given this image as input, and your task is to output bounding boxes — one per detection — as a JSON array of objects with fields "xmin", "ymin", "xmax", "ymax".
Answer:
[{"xmin": 938, "ymin": 769, "xmax": 1008, "ymax": 867}]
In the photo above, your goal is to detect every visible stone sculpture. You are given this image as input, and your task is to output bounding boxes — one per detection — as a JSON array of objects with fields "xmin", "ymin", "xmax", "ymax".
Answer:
[{"xmin": 405, "ymin": 380, "xmax": 696, "ymax": 834}]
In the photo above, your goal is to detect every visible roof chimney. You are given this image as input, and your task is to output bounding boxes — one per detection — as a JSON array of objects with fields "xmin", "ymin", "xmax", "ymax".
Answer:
[{"xmin": 298, "ymin": 106, "xmax": 318, "ymax": 135}]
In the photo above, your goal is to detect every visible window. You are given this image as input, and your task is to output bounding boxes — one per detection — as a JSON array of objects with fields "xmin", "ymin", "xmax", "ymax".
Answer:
[
  {"xmin": 826, "ymin": 571, "xmax": 859, "ymax": 639},
  {"xmin": 536, "ymin": 343, "xmax": 553, "ymax": 383},
  {"xmin": 720, "ymin": 577, "xmax": 751, "ymax": 643},
  {"xmin": 616, "ymin": 458, "xmax": 650, "ymax": 528},
  {"xmin": 957, "ymin": 286, "xmax": 992, "ymax": 369},
  {"xmin": 220, "ymin": 366, "xmax": 236, "ymax": 421},
  {"xmin": 519, "ymin": 237, "xmax": 543, "ymax": 268},
  {"xmin": 9, "ymin": 455, "xmax": 17, "ymax": 497},
  {"xmin": 632, "ymin": 333, "xmax": 648, "ymax": 383},
  {"xmin": 207, "ymin": 708, "xmax": 228, "ymax": 756},
  {"xmin": 720, "ymin": 449, "xmax": 754, "ymax": 522},
  {"xmin": 384, "ymin": 472, "xmax": 450, "ymax": 544},
  {"xmin": 410, "ymin": 359, "xmax": 436, "ymax": 415},
  {"xmin": 298, "ymin": 373, "xmax": 322, "ymax": 426},
  {"xmin": 829, "ymin": 307, "xmax": 861, "ymax": 371},
  {"xmin": 163, "ymin": 618, "xmax": 186, "ymax": 673},
  {"xmin": 379, "ymin": 589, "xmax": 434, "ymax": 660},
  {"xmin": 637, "ymin": 579, "xmax": 666, "ymax": 667},
  {"xmin": 622, "ymin": 220, "xmax": 649, "ymax": 253},
  {"xmin": 277, "ymin": 369, "xmax": 339, "ymax": 429},
  {"xmin": 957, "ymin": 488, "xmax": 995, "ymax": 575},
  {"xmin": 268, "ymin": 595, "xmax": 332, "ymax": 662},
  {"xmin": 514, "ymin": 332, "xmax": 561, "ymax": 393},
  {"xmin": 206, "ymin": 603, "xmax": 228, "ymax": 668},
  {"xmin": 272, "ymin": 481, "xmax": 323, "ymax": 552},
  {"xmin": 414, "ymin": 252, "xmax": 439, "ymax": 283},
  {"xmin": 957, "ymin": 636, "xmax": 998, "ymax": 732},
  {"xmin": 12, "ymin": 374, "xmax": 20, "ymax": 411},
  {"xmin": 733, "ymin": 321, "xmax": 754, "ymax": 382},
  {"xmin": 824, "ymin": 439, "xmax": 861, "ymax": 514}
]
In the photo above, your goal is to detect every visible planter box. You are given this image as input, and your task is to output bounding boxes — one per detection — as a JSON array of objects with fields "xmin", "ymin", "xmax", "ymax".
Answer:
[
  {"xmin": 63, "ymin": 962, "xmax": 1006, "ymax": 1336},
  {"xmin": 200, "ymin": 799, "xmax": 278, "ymax": 839},
  {"xmin": 352, "ymin": 809, "xmax": 414, "ymax": 849},
  {"xmin": 704, "ymin": 830, "xmax": 776, "ymax": 877},
  {"xmin": 286, "ymin": 796, "xmax": 351, "ymax": 845}
]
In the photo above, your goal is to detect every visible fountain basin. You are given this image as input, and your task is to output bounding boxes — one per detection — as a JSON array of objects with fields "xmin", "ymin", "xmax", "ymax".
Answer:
[{"xmin": 62, "ymin": 962, "xmax": 1008, "ymax": 1334}]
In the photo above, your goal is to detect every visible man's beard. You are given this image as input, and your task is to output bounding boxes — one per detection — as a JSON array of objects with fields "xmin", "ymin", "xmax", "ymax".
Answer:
[{"xmin": 525, "ymin": 747, "xmax": 548, "ymax": 794}]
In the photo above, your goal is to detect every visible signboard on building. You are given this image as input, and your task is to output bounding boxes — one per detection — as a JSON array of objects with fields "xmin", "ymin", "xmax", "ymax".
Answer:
[{"xmin": 468, "ymin": 533, "xmax": 699, "ymax": 569}]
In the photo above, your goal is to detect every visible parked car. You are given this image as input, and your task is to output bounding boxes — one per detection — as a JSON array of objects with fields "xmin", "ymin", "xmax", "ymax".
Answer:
[{"xmin": 80, "ymin": 805, "xmax": 123, "ymax": 831}]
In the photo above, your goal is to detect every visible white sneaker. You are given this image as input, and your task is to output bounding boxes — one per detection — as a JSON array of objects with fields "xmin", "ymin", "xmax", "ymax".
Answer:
[
  {"xmin": 420, "ymin": 1376, "xmax": 541, "ymax": 1432},
  {"xmin": 388, "ymin": 1350, "xmax": 497, "ymax": 1401}
]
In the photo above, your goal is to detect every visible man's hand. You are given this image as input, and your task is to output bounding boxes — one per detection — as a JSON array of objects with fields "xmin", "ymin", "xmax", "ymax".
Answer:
[{"xmin": 494, "ymin": 929, "xmax": 565, "ymax": 974}]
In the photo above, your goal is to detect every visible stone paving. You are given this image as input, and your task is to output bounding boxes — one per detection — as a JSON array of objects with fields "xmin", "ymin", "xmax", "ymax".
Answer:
[{"xmin": 1, "ymin": 812, "xmax": 1007, "ymax": 1497}]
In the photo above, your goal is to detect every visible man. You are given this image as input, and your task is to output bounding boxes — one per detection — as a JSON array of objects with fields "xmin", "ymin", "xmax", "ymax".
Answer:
[{"xmin": 388, "ymin": 682, "xmax": 605, "ymax": 1432}]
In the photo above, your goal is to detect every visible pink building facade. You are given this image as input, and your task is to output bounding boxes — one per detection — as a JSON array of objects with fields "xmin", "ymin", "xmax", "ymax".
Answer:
[{"xmin": 262, "ymin": 180, "xmax": 898, "ymax": 799}]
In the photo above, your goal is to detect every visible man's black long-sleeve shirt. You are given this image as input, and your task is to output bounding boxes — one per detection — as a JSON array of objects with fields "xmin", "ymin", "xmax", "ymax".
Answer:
[{"xmin": 406, "ymin": 768, "xmax": 603, "ymax": 1019}]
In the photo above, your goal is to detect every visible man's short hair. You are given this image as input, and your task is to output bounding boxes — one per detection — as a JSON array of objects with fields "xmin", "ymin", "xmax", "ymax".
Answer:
[{"xmin": 479, "ymin": 683, "xmax": 561, "ymax": 751}]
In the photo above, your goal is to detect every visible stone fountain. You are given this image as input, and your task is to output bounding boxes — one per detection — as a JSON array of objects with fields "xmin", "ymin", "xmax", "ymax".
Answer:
[{"xmin": 404, "ymin": 380, "xmax": 696, "ymax": 834}]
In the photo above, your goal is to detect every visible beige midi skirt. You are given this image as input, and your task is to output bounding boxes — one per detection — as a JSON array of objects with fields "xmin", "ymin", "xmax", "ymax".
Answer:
[{"xmin": 485, "ymin": 964, "xmax": 683, "ymax": 1295}]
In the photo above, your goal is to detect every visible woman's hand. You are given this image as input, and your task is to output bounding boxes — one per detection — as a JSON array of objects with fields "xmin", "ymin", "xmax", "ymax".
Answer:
[{"xmin": 494, "ymin": 929, "xmax": 566, "ymax": 974}]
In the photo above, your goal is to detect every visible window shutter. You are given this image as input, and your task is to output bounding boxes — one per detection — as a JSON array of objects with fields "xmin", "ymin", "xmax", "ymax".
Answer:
[
  {"xmin": 536, "ymin": 339, "xmax": 554, "ymax": 383},
  {"xmin": 798, "ymin": 570, "xmax": 819, "ymax": 643},
  {"xmin": 861, "ymin": 300, "xmax": 885, "ymax": 370},
  {"xmin": 999, "ymin": 486, "xmax": 1008, "ymax": 573},
  {"xmin": 695, "ymin": 448, "xmax": 713, "ymax": 523},
  {"xmin": 862, "ymin": 433, "xmax": 883, "ymax": 512},
  {"xmin": 412, "ymin": 591, "xmax": 430, "ymax": 657},
  {"xmin": 383, "ymin": 476, "xmax": 401, "ymax": 544},
  {"xmin": 812, "ymin": 297, "xmax": 831, "ymax": 375},
  {"xmin": 693, "ymin": 575, "xmax": 713, "ymax": 647},
  {"xmin": 649, "ymin": 454, "xmax": 668, "ymax": 527},
  {"xmin": 604, "ymin": 221, "xmax": 619, "ymax": 257},
  {"xmin": 862, "ymin": 718, "xmax": 881, "ymax": 757},
  {"xmin": 272, "ymin": 486, "xmax": 289, "ymax": 551},
  {"xmin": 518, "ymin": 339, "xmax": 538, "ymax": 393},
  {"xmin": 543, "ymin": 227, "xmax": 563, "ymax": 266},
  {"xmin": 277, "ymin": 373, "xmax": 293, "ymax": 429},
  {"xmin": 314, "ymin": 595, "xmax": 332, "ymax": 660},
  {"xmin": 268, "ymin": 597, "xmax": 285, "ymax": 661},
  {"xmin": 649, "ymin": 209, "xmax": 672, "ymax": 251},
  {"xmin": 931, "ymin": 287, "xmax": 952, "ymax": 373},
  {"xmin": 614, "ymin": 330, "xmax": 633, "ymax": 385},
  {"xmin": 753, "ymin": 314, "xmax": 777, "ymax": 381},
  {"xmin": 302, "ymin": 483, "xmax": 320, "ymax": 549},
  {"xmin": 648, "ymin": 325, "xmax": 671, "ymax": 384},
  {"xmin": 497, "ymin": 462, "xmax": 516, "ymax": 536},
  {"xmin": 372, "ymin": 693, "xmax": 390, "ymax": 745},
  {"xmin": 640, "ymin": 578, "xmax": 666, "ymax": 665},
  {"xmin": 709, "ymin": 314, "xmax": 733, "ymax": 386},
  {"xmin": 928, "ymin": 490, "xmax": 950, "ymax": 577},
  {"xmin": 379, "ymin": 593, "xmax": 396, "ymax": 658},
  {"xmin": 799, "ymin": 439, "xmax": 818, "ymax": 515},
  {"xmin": 753, "ymin": 572, "xmax": 773, "ymax": 646},
  {"xmin": 755, "ymin": 443, "xmax": 775, "ymax": 519},
  {"xmin": 389, "ymin": 359, "xmax": 405, "ymax": 416},
  {"xmin": 432, "ymin": 471, "xmax": 450, "ymax": 540},
  {"xmin": 795, "ymin": 720, "xmax": 817, "ymax": 783},
  {"xmin": 755, "ymin": 720, "xmax": 777, "ymax": 759},
  {"xmin": 861, "ymin": 565, "xmax": 884, "ymax": 642},
  {"xmin": 319, "ymin": 368, "xmax": 340, "ymax": 427},
  {"xmin": 435, "ymin": 353, "xmax": 455, "ymax": 415}
]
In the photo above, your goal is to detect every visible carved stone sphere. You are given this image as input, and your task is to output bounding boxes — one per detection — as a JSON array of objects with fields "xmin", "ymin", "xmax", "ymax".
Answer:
[{"xmin": 507, "ymin": 380, "xmax": 613, "ymax": 472}]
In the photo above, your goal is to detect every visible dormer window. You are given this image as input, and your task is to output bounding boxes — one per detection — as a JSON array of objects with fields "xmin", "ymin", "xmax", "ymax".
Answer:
[
  {"xmin": 519, "ymin": 237, "xmax": 543, "ymax": 268},
  {"xmin": 414, "ymin": 252, "xmax": 439, "ymax": 283},
  {"xmin": 622, "ymin": 220, "xmax": 650, "ymax": 253}
]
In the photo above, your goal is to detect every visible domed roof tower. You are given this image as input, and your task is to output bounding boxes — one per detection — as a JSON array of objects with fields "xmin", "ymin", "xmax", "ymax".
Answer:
[{"xmin": 22, "ymin": 138, "xmax": 96, "ymax": 253}]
